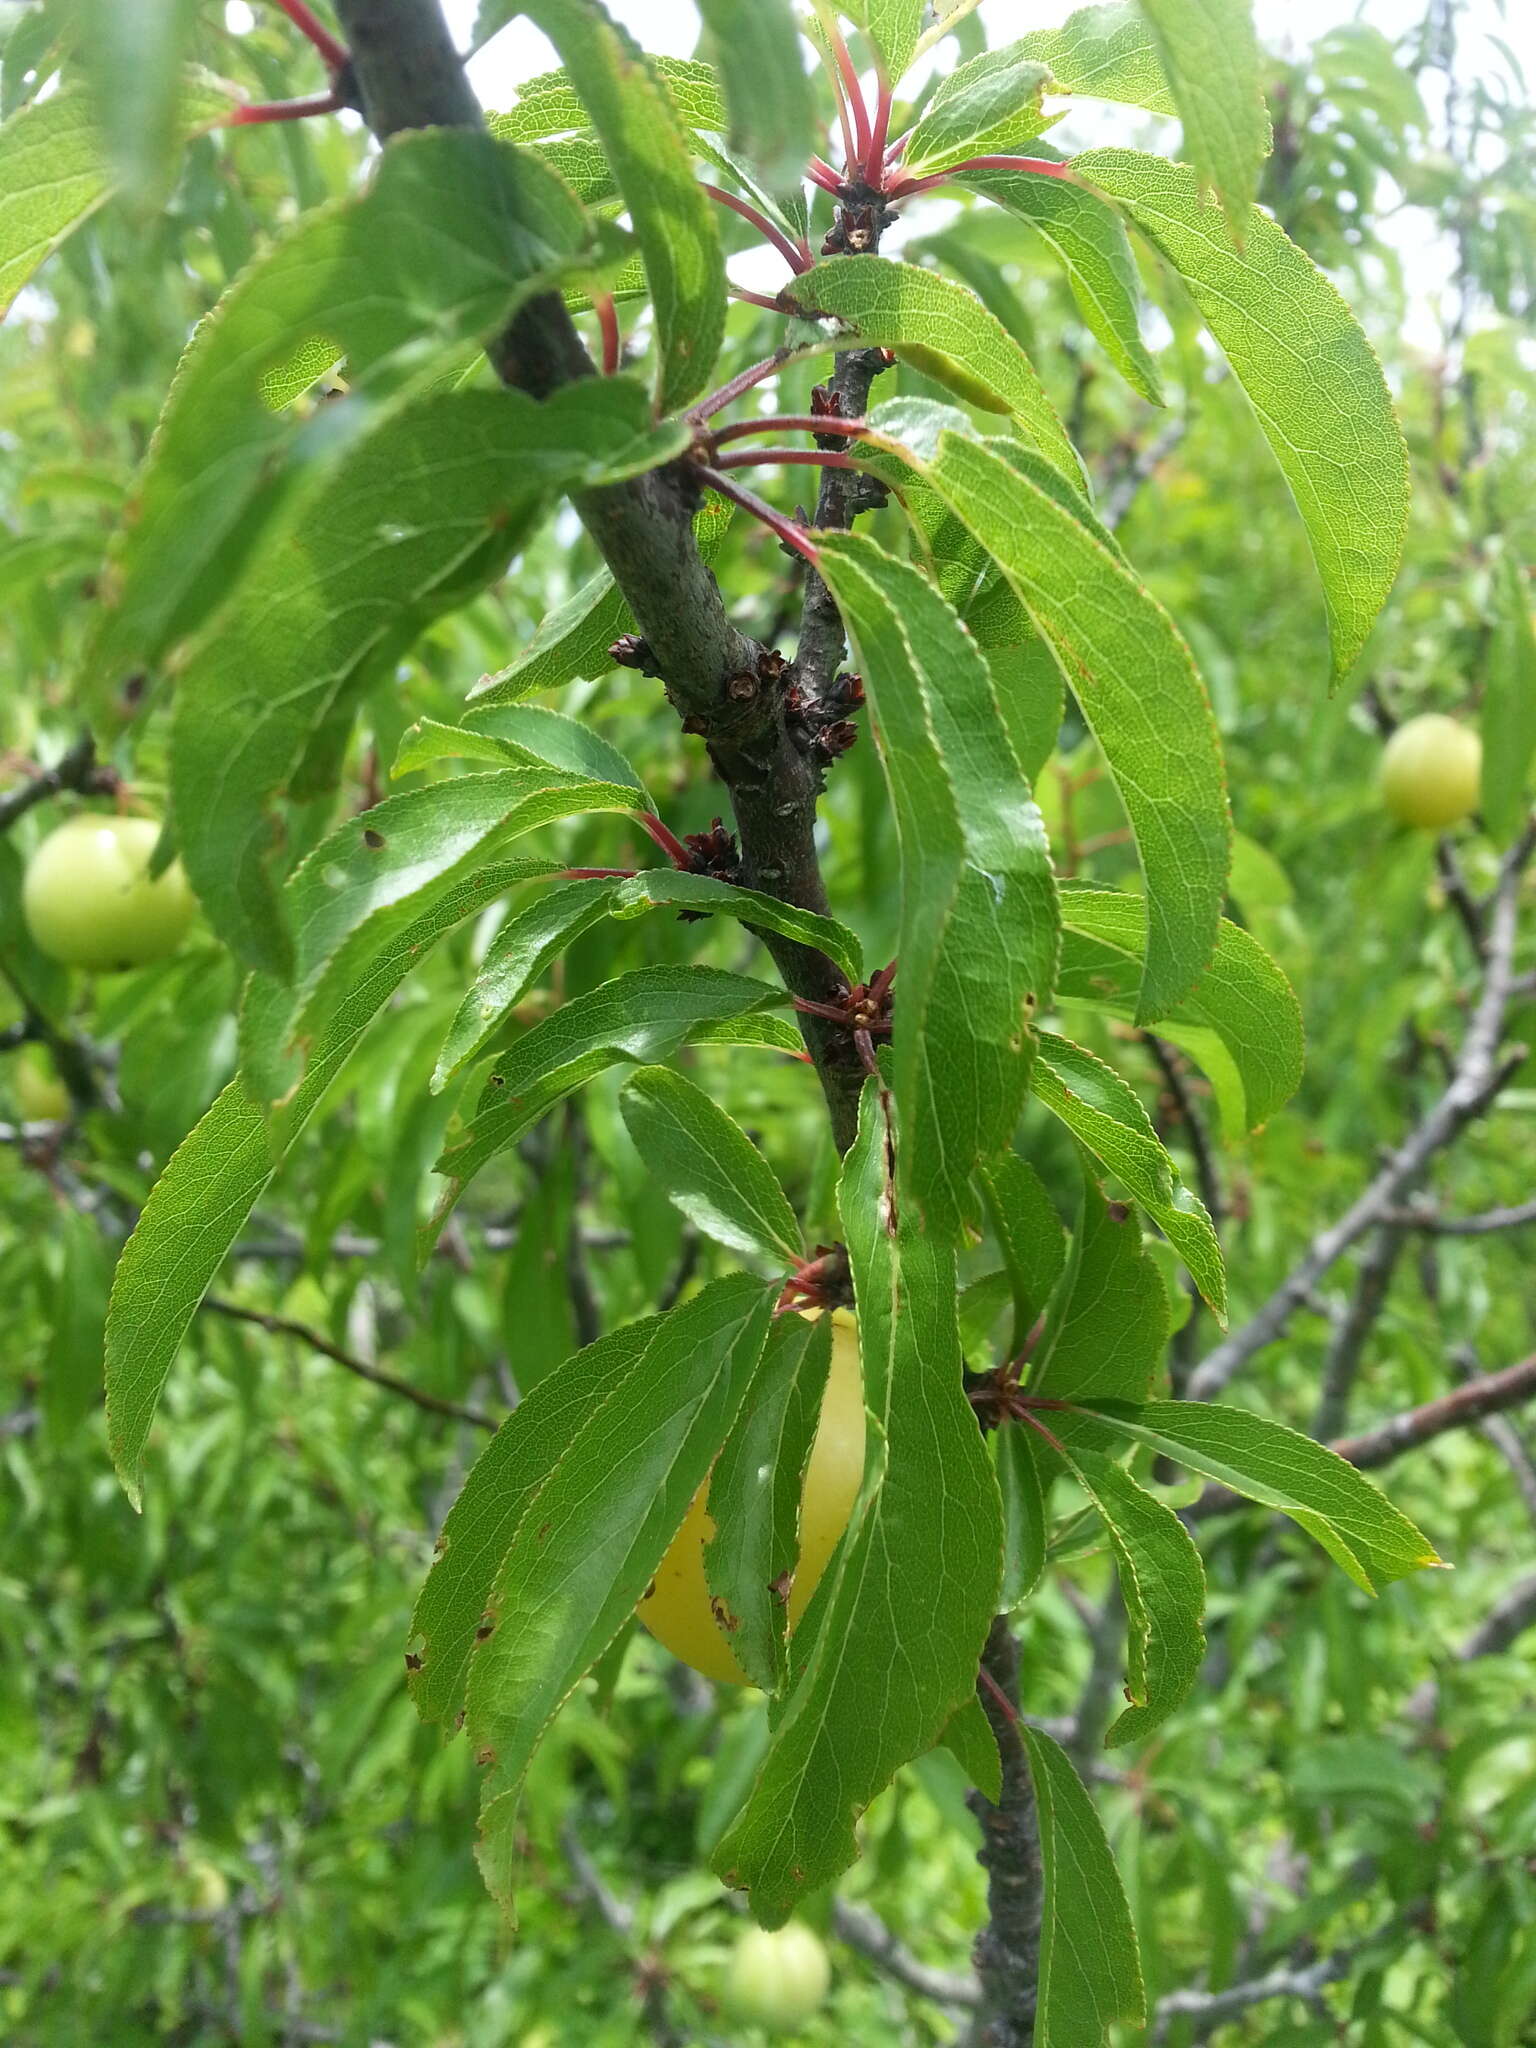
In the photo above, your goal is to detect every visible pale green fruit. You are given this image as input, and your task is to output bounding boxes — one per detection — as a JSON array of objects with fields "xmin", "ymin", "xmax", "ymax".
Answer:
[
  {"xmin": 13, "ymin": 1050, "xmax": 70, "ymax": 1122},
  {"xmin": 23, "ymin": 814, "xmax": 196, "ymax": 970},
  {"xmin": 1379, "ymin": 714, "xmax": 1481, "ymax": 830},
  {"xmin": 727, "ymin": 1923, "xmax": 832, "ymax": 2033}
]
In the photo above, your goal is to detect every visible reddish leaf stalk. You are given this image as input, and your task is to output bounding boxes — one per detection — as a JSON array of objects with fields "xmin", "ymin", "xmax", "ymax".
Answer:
[
  {"xmin": 728, "ymin": 286, "xmax": 791, "ymax": 315},
  {"xmin": 689, "ymin": 346, "xmax": 800, "ymax": 424},
  {"xmin": 701, "ymin": 183, "xmax": 812, "ymax": 274},
  {"xmin": 808, "ymin": 154, "xmax": 845, "ymax": 195},
  {"xmin": 694, "ymin": 466, "xmax": 821, "ymax": 567},
  {"xmin": 272, "ymin": 0, "xmax": 350, "ymax": 72},
  {"xmin": 709, "ymin": 413, "xmax": 874, "ymax": 447},
  {"xmin": 888, "ymin": 155, "xmax": 1071, "ymax": 200},
  {"xmin": 636, "ymin": 814, "xmax": 693, "ymax": 869},
  {"xmin": 824, "ymin": 13, "xmax": 872, "ymax": 166},
  {"xmin": 592, "ymin": 292, "xmax": 621, "ymax": 376},
  {"xmin": 227, "ymin": 88, "xmax": 344, "ymax": 124},
  {"xmin": 863, "ymin": 76, "xmax": 894, "ymax": 185}
]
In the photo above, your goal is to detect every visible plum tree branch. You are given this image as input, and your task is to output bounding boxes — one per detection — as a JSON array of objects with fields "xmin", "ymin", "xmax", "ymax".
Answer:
[
  {"xmin": 331, "ymin": 0, "xmax": 865, "ymax": 1151},
  {"xmin": 1191, "ymin": 830, "xmax": 1532, "ymax": 1399},
  {"xmin": 0, "ymin": 731, "xmax": 118, "ymax": 833}
]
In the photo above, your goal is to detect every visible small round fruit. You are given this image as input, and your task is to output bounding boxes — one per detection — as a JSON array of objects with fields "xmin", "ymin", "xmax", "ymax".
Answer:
[
  {"xmin": 13, "ymin": 1050, "xmax": 69, "ymax": 1122},
  {"xmin": 22, "ymin": 814, "xmax": 196, "ymax": 970},
  {"xmin": 726, "ymin": 1923, "xmax": 832, "ymax": 2034},
  {"xmin": 638, "ymin": 1309, "xmax": 864, "ymax": 1685},
  {"xmin": 1379, "ymin": 714, "xmax": 1482, "ymax": 830}
]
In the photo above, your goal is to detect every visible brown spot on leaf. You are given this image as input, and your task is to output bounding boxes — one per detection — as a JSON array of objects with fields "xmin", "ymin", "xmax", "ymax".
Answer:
[
  {"xmin": 475, "ymin": 1616, "xmax": 495, "ymax": 1642},
  {"xmin": 769, "ymin": 1571, "xmax": 793, "ymax": 1606},
  {"xmin": 709, "ymin": 1597, "xmax": 740, "ymax": 1634},
  {"xmin": 363, "ymin": 827, "xmax": 385, "ymax": 849},
  {"xmin": 1107, "ymin": 1201, "xmax": 1131, "ymax": 1223},
  {"xmin": 475, "ymin": 1746, "xmax": 496, "ymax": 1768},
  {"xmin": 404, "ymin": 1651, "xmax": 423, "ymax": 1671}
]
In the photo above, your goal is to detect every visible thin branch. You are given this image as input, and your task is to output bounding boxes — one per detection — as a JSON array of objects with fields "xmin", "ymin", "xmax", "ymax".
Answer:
[
  {"xmin": 1310, "ymin": 1220, "xmax": 1410, "ymax": 1441},
  {"xmin": 1191, "ymin": 836, "xmax": 1533, "ymax": 1401},
  {"xmin": 1100, "ymin": 415, "xmax": 1191, "ymax": 532},
  {"xmin": 1149, "ymin": 1949, "xmax": 1353, "ymax": 2043},
  {"xmin": 1451, "ymin": 1345, "xmax": 1536, "ymax": 1525},
  {"xmin": 202, "ymin": 1296, "xmax": 496, "ymax": 1431},
  {"xmin": 0, "ymin": 732, "xmax": 118, "ymax": 833},
  {"xmin": 1385, "ymin": 1194, "xmax": 1536, "ymax": 1235},
  {"xmin": 1143, "ymin": 1033, "xmax": 1222, "ymax": 1228},
  {"xmin": 1405, "ymin": 1570, "xmax": 1536, "ymax": 1721},
  {"xmin": 829, "ymin": 1899, "xmax": 980, "ymax": 2010},
  {"xmin": 964, "ymin": 1616, "xmax": 1040, "ymax": 2048}
]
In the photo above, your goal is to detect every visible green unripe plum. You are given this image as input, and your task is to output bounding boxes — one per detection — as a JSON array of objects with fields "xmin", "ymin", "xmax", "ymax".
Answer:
[
  {"xmin": 1379, "ymin": 714, "xmax": 1481, "ymax": 830},
  {"xmin": 13, "ymin": 1050, "xmax": 70, "ymax": 1122},
  {"xmin": 638, "ymin": 1309, "xmax": 864, "ymax": 1685},
  {"xmin": 22, "ymin": 814, "xmax": 196, "ymax": 971},
  {"xmin": 726, "ymin": 1923, "xmax": 832, "ymax": 2033}
]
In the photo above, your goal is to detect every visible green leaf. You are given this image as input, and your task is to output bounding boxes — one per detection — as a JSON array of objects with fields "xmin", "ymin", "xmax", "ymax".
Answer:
[
  {"xmin": 1032, "ymin": 1171, "xmax": 1169, "ymax": 1405},
  {"xmin": 816, "ymin": 533, "xmax": 1060, "ymax": 1239},
  {"xmin": 1077, "ymin": 149, "xmax": 1409, "ymax": 680},
  {"xmin": 1483, "ymin": 553, "xmax": 1536, "ymax": 845},
  {"xmin": 984, "ymin": 638, "xmax": 1066, "ymax": 783},
  {"xmin": 237, "ymin": 772, "xmax": 635, "ymax": 1102},
  {"xmin": 1033, "ymin": 1033, "xmax": 1225, "ymax": 1321},
  {"xmin": 1021, "ymin": 4, "xmax": 1176, "ymax": 116},
  {"xmin": 103, "ymin": 854, "xmax": 547, "ymax": 1504},
  {"xmin": 939, "ymin": 1694, "xmax": 1003, "ymax": 1803},
  {"xmin": 789, "ymin": 257, "xmax": 1083, "ymax": 486},
  {"xmin": 77, "ymin": 0, "xmax": 200, "ymax": 211},
  {"xmin": 1058, "ymin": 1445, "xmax": 1205, "ymax": 1745},
  {"xmin": 712, "ymin": 1081, "xmax": 1003, "ymax": 1923},
  {"xmin": 609, "ymin": 871, "xmax": 865, "ymax": 985},
  {"xmin": 902, "ymin": 44, "xmax": 1054, "ymax": 177},
  {"xmin": 430, "ymin": 966, "xmax": 789, "ymax": 1235},
  {"xmin": 0, "ymin": 72, "xmax": 231, "ymax": 318},
  {"xmin": 702, "ymin": 1312, "xmax": 833, "ymax": 1692},
  {"xmin": 867, "ymin": 405, "xmax": 1231, "ymax": 1019},
  {"xmin": 170, "ymin": 379, "xmax": 683, "ymax": 976},
  {"xmin": 955, "ymin": 166, "xmax": 1163, "ymax": 405},
  {"xmin": 976, "ymin": 1151, "xmax": 1067, "ymax": 1359},
  {"xmin": 521, "ymin": 0, "xmax": 727, "ymax": 413},
  {"xmin": 1133, "ymin": 0, "xmax": 1270, "ymax": 231},
  {"xmin": 838, "ymin": 0, "xmax": 925, "ymax": 83},
  {"xmin": 1075, "ymin": 1401, "xmax": 1444, "ymax": 1592},
  {"xmin": 619, "ymin": 1064, "xmax": 802, "ymax": 1264},
  {"xmin": 1056, "ymin": 882, "xmax": 1304, "ymax": 1133},
  {"xmin": 468, "ymin": 499, "xmax": 734, "ymax": 705},
  {"xmin": 468, "ymin": 1276, "xmax": 777, "ymax": 1907},
  {"xmin": 1022, "ymin": 1725, "xmax": 1147, "ymax": 2042},
  {"xmin": 396, "ymin": 707, "xmax": 646, "ymax": 795},
  {"xmin": 87, "ymin": 130, "xmax": 600, "ymax": 692},
  {"xmin": 408, "ymin": 1315, "xmax": 661, "ymax": 1730},
  {"xmin": 484, "ymin": 54, "xmax": 727, "ymax": 136},
  {"xmin": 998, "ymin": 1424, "xmax": 1049, "ymax": 1608},
  {"xmin": 697, "ymin": 0, "xmax": 816, "ymax": 194}
]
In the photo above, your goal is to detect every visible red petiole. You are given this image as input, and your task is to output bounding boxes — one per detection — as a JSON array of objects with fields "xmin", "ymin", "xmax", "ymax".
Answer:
[
  {"xmin": 593, "ymin": 293, "xmax": 621, "ymax": 376},
  {"xmin": 887, "ymin": 154, "xmax": 1070, "ymax": 200},
  {"xmin": 824, "ymin": 14, "xmax": 873, "ymax": 167},
  {"xmin": 695, "ymin": 466, "xmax": 821, "ymax": 567},
  {"xmin": 711, "ymin": 447, "xmax": 861, "ymax": 473},
  {"xmin": 272, "ymin": 0, "xmax": 349, "ymax": 73},
  {"xmin": 636, "ymin": 814, "xmax": 693, "ymax": 870},
  {"xmin": 708, "ymin": 413, "xmax": 873, "ymax": 447},
  {"xmin": 701, "ymin": 184, "xmax": 812, "ymax": 273},
  {"xmin": 689, "ymin": 346, "xmax": 802, "ymax": 424},
  {"xmin": 228, "ymin": 89, "xmax": 345, "ymax": 125}
]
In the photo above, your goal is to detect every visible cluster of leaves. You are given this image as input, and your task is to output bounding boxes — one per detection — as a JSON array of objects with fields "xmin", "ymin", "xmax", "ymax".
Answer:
[{"xmin": 3, "ymin": 0, "xmax": 1534, "ymax": 2042}]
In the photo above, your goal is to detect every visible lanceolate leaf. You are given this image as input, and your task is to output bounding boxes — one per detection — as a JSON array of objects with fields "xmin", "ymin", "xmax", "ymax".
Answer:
[
  {"xmin": 408, "ymin": 1316, "xmax": 662, "ymax": 1730},
  {"xmin": 1021, "ymin": 3, "xmax": 1176, "ymax": 115},
  {"xmin": 1022, "ymin": 1726, "xmax": 1147, "ymax": 2043},
  {"xmin": 789, "ymin": 257, "xmax": 1084, "ymax": 485},
  {"xmin": 1077, "ymin": 149, "xmax": 1409, "ymax": 680},
  {"xmin": 713, "ymin": 1084, "xmax": 1001, "ymax": 1922},
  {"xmin": 866, "ymin": 405, "xmax": 1231, "ymax": 1019},
  {"xmin": 467, "ymin": 1276, "xmax": 777, "ymax": 1906},
  {"xmin": 521, "ymin": 0, "xmax": 727, "ymax": 413},
  {"xmin": 395, "ymin": 708, "xmax": 646, "ymax": 794},
  {"xmin": 469, "ymin": 500, "xmax": 734, "ymax": 705},
  {"xmin": 1483, "ymin": 553, "xmax": 1536, "ymax": 845},
  {"xmin": 1055, "ymin": 882, "xmax": 1304, "ymax": 1133},
  {"xmin": 696, "ymin": 0, "xmax": 816, "ymax": 194},
  {"xmin": 816, "ymin": 532, "xmax": 1060, "ymax": 1240},
  {"xmin": 702, "ymin": 1312, "xmax": 833, "ymax": 1692},
  {"xmin": 1133, "ymin": 0, "xmax": 1270, "ymax": 231},
  {"xmin": 1058, "ymin": 1444, "xmax": 1206, "ymax": 1745},
  {"xmin": 483, "ymin": 54, "xmax": 726, "ymax": 136},
  {"xmin": 89, "ymin": 131, "xmax": 598, "ymax": 690},
  {"xmin": 955, "ymin": 166, "xmax": 1163, "ymax": 404},
  {"xmin": 1034, "ymin": 1033, "xmax": 1225, "ymax": 1321},
  {"xmin": 104, "ymin": 855, "xmax": 555, "ymax": 1505},
  {"xmin": 607, "ymin": 871, "xmax": 864, "ymax": 984},
  {"xmin": 1032, "ymin": 1170, "xmax": 1169, "ymax": 1404},
  {"xmin": 1072, "ymin": 1401, "xmax": 1443, "ymax": 1593},
  {"xmin": 0, "ymin": 73, "xmax": 232, "ymax": 318},
  {"xmin": 976, "ymin": 1151, "xmax": 1067, "ymax": 1358},
  {"xmin": 619, "ymin": 1065, "xmax": 802, "ymax": 1264},
  {"xmin": 430, "ymin": 966, "xmax": 789, "ymax": 1235},
  {"xmin": 237, "ymin": 772, "xmax": 637, "ymax": 1103},
  {"xmin": 902, "ymin": 45, "xmax": 1054, "ymax": 177},
  {"xmin": 170, "ymin": 379, "xmax": 685, "ymax": 976}
]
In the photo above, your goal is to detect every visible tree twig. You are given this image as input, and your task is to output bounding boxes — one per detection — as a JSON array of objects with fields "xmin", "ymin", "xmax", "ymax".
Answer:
[
  {"xmin": 1149, "ymin": 1948, "xmax": 1353, "ymax": 2043},
  {"xmin": 1405, "ymin": 1570, "xmax": 1536, "ymax": 1720},
  {"xmin": 202, "ymin": 1296, "xmax": 497, "ymax": 1431},
  {"xmin": 1191, "ymin": 832, "xmax": 1532, "ymax": 1400},
  {"xmin": 1310, "ymin": 1220, "xmax": 1410, "ymax": 1441},
  {"xmin": 829, "ymin": 1898, "xmax": 981, "ymax": 2010},
  {"xmin": 1384, "ymin": 1194, "xmax": 1536, "ymax": 1235},
  {"xmin": 964, "ymin": 1616, "xmax": 1040, "ymax": 2048},
  {"xmin": 0, "ymin": 731, "xmax": 118, "ymax": 833}
]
